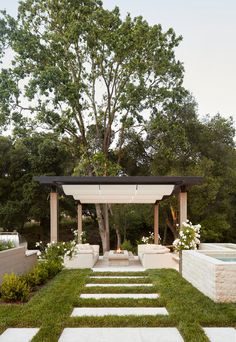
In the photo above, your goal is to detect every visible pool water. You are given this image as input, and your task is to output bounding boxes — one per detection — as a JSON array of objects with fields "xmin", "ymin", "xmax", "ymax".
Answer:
[{"xmin": 215, "ymin": 257, "xmax": 236, "ymax": 262}]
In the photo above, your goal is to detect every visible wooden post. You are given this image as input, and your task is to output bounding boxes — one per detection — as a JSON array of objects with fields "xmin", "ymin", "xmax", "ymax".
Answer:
[
  {"xmin": 50, "ymin": 190, "xmax": 59, "ymax": 243},
  {"xmin": 104, "ymin": 204, "xmax": 110, "ymax": 251},
  {"xmin": 179, "ymin": 188, "xmax": 187, "ymax": 225},
  {"xmin": 77, "ymin": 202, "xmax": 82, "ymax": 243},
  {"xmin": 154, "ymin": 202, "xmax": 159, "ymax": 244}
]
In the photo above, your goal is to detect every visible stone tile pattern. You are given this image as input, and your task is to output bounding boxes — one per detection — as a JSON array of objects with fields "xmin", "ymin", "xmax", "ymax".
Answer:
[
  {"xmin": 71, "ymin": 307, "xmax": 168, "ymax": 317},
  {"xmin": 203, "ymin": 327, "xmax": 236, "ymax": 342},
  {"xmin": 58, "ymin": 328, "xmax": 184, "ymax": 342},
  {"xmin": 80, "ymin": 293, "xmax": 159, "ymax": 299},
  {"xmin": 85, "ymin": 283, "xmax": 153, "ymax": 287},
  {"xmin": 0, "ymin": 328, "xmax": 39, "ymax": 342},
  {"xmin": 182, "ymin": 251, "xmax": 236, "ymax": 302}
]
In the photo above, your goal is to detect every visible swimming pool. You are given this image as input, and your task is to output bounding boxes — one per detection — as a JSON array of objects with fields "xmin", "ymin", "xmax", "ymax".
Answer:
[{"xmin": 215, "ymin": 257, "xmax": 236, "ymax": 262}]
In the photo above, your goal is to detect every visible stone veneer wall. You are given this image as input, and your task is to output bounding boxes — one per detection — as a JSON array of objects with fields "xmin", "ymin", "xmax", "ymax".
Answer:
[
  {"xmin": 182, "ymin": 250, "xmax": 236, "ymax": 303},
  {"xmin": 0, "ymin": 246, "xmax": 37, "ymax": 284}
]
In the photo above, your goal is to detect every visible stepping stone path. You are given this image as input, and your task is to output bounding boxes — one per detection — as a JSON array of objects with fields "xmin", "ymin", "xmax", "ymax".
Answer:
[
  {"xmin": 1, "ymin": 273, "xmax": 235, "ymax": 341},
  {"xmin": 58, "ymin": 327, "xmax": 184, "ymax": 342},
  {"xmin": 71, "ymin": 307, "xmax": 168, "ymax": 316},
  {"xmin": 85, "ymin": 283, "xmax": 153, "ymax": 287},
  {"xmin": 67, "ymin": 272, "xmax": 183, "ymax": 342},
  {"xmin": 203, "ymin": 327, "xmax": 236, "ymax": 342},
  {"xmin": 80, "ymin": 293, "xmax": 159, "ymax": 299},
  {"xmin": 0, "ymin": 328, "xmax": 39, "ymax": 342}
]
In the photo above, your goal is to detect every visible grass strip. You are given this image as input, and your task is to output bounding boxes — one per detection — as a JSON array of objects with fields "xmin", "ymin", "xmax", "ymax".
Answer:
[{"xmin": 75, "ymin": 297, "xmax": 164, "ymax": 307}]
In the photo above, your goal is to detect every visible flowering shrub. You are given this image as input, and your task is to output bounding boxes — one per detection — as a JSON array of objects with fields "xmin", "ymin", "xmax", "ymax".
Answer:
[
  {"xmin": 141, "ymin": 232, "xmax": 161, "ymax": 244},
  {"xmin": 173, "ymin": 221, "xmax": 201, "ymax": 251},
  {"xmin": 35, "ymin": 240, "xmax": 77, "ymax": 262},
  {"xmin": 71, "ymin": 229, "xmax": 87, "ymax": 243}
]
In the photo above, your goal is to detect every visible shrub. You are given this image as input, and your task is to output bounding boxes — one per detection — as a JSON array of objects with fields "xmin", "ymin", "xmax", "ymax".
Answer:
[
  {"xmin": 0, "ymin": 273, "xmax": 30, "ymax": 302},
  {"xmin": 0, "ymin": 240, "xmax": 15, "ymax": 251},
  {"xmin": 121, "ymin": 240, "xmax": 135, "ymax": 253},
  {"xmin": 36, "ymin": 240, "xmax": 77, "ymax": 262},
  {"xmin": 29, "ymin": 263, "xmax": 49, "ymax": 286},
  {"xmin": 173, "ymin": 221, "xmax": 201, "ymax": 251},
  {"xmin": 43, "ymin": 259, "xmax": 63, "ymax": 278}
]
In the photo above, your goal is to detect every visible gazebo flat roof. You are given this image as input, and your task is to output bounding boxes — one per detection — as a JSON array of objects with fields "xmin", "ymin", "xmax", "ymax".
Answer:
[
  {"xmin": 34, "ymin": 175, "xmax": 203, "ymax": 185},
  {"xmin": 34, "ymin": 176, "xmax": 203, "ymax": 204}
]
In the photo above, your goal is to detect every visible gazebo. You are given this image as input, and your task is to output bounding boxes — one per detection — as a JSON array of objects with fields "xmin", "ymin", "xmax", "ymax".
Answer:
[{"xmin": 34, "ymin": 176, "xmax": 203, "ymax": 244}]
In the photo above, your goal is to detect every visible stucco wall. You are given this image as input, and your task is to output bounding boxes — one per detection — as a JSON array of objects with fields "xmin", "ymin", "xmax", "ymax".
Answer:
[{"xmin": 0, "ymin": 246, "xmax": 37, "ymax": 284}]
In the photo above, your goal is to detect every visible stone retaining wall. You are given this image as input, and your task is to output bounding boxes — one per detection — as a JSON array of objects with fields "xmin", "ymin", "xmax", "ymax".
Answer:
[{"xmin": 182, "ymin": 250, "xmax": 236, "ymax": 303}]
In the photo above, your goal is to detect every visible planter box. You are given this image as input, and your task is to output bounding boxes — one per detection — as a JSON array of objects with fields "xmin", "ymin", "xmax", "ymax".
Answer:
[{"xmin": 0, "ymin": 246, "xmax": 37, "ymax": 284}]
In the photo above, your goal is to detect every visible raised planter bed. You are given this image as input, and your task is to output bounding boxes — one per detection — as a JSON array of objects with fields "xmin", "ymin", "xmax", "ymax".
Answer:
[{"xmin": 0, "ymin": 246, "xmax": 37, "ymax": 284}]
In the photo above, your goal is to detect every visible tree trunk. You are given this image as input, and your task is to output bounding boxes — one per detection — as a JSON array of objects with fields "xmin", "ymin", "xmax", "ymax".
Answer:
[
  {"xmin": 115, "ymin": 225, "xmax": 121, "ymax": 249},
  {"xmin": 95, "ymin": 203, "xmax": 110, "ymax": 253}
]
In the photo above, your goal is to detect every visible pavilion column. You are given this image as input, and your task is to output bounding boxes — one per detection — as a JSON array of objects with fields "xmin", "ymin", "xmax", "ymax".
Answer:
[
  {"xmin": 154, "ymin": 202, "xmax": 159, "ymax": 244},
  {"xmin": 179, "ymin": 187, "xmax": 188, "ymax": 225},
  {"xmin": 104, "ymin": 204, "xmax": 110, "ymax": 251},
  {"xmin": 77, "ymin": 202, "xmax": 82, "ymax": 243},
  {"xmin": 50, "ymin": 190, "xmax": 59, "ymax": 243}
]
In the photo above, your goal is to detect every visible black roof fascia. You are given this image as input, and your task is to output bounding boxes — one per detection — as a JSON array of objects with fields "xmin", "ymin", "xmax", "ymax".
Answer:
[{"xmin": 33, "ymin": 176, "xmax": 203, "ymax": 187}]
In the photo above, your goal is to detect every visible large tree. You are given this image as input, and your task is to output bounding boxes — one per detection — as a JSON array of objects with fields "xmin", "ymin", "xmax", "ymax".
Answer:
[{"xmin": 0, "ymin": 0, "xmax": 185, "ymax": 252}]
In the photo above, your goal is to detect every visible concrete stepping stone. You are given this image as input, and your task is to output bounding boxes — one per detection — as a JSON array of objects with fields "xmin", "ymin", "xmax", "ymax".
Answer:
[
  {"xmin": 92, "ymin": 267, "xmax": 146, "ymax": 272},
  {"xmin": 59, "ymin": 328, "xmax": 183, "ymax": 342},
  {"xmin": 90, "ymin": 276, "xmax": 147, "ymax": 279},
  {"xmin": 203, "ymin": 327, "xmax": 236, "ymax": 342},
  {"xmin": 80, "ymin": 293, "xmax": 159, "ymax": 299},
  {"xmin": 71, "ymin": 307, "xmax": 168, "ymax": 316},
  {"xmin": 0, "ymin": 328, "xmax": 39, "ymax": 342},
  {"xmin": 85, "ymin": 283, "xmax": 153, "ymax": 287}
]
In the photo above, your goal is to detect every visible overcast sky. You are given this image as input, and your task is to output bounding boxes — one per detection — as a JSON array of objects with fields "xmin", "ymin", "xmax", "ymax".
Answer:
[{"xmin": 1, "ymin": 0, "xmax": 236, "ymax": 124}]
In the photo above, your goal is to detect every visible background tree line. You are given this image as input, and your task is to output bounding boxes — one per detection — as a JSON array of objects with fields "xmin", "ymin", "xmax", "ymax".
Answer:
[{"xmin": 0, "ymin": 0, "xmax": 235, "ymax": 250}]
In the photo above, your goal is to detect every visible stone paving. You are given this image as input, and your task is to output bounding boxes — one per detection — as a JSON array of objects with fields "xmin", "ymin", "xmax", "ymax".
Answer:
[
  {"xmin": 58, "ymin": 327, "xmax": 184, "ymax": 342},
  {"xmin": 71, "ymin": 307, "xmax": 169, "ymax": 317},
  {"xmin": 0, "ymin": 328, "xmax": 39, "ymax": 342}
]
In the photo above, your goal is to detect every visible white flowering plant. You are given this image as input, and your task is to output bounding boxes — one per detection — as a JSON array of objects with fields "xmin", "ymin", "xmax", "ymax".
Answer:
[
  {"xmin": 35, "ymin": 240, "xmax": 77, "ymax": 262},
  {"xmin": 71, "ymin": 229, "xmax": 87, "ymax": 243},
  {"xmin": 173, "ymin": 221, "xmax": 201, "ymax": 251},
  {"xmin": 141, "ymin": 232, "xmax": 161, "ymax": 244}
]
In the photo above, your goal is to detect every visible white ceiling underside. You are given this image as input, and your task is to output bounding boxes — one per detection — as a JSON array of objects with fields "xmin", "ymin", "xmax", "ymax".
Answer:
[{"xmin": 62, "ymin": 184, "xmax": 175, "ymax": 203}]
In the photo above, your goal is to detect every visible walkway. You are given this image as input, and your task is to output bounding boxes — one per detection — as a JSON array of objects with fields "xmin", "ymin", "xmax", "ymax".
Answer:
[{"xmin": 1, "ymin": 269, "xmax": 235, "ymax": 341}]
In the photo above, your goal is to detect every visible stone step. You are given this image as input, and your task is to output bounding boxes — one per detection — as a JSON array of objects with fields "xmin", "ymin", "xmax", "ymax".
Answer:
[
  {"xmin": 71, "ymin": 307, "xmax": 168, "ymax": 317},
  {"xmin": 90, "ymin": 276, "xmax": 148, "ymax": 279},
  {"xmin": 0, "ymin": 328, "xmax": 39, "ymax": 342},
  {"xmin": 203, "ymin": 327, "xmax": 236, "ymax": 342},
  {"xmin": 85, "ymin": 283, "xmax": 153, "ymax": 287},
  {"xmin": 80, "ymin": 293, "xmax": 159, "ymax": 299},
  {"xmin": 58, "ymin": 328, "xmax": 183, "ymax": 342}
]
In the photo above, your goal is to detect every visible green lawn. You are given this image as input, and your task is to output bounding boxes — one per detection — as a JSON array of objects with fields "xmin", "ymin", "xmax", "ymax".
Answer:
[{"xmin": 0, "ymin": 269, "xmax": 235, "ymax": 341}]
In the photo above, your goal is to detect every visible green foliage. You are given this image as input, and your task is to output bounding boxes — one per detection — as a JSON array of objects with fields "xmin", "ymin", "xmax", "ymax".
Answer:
[
  {"xmin": 38, "ymin": 240, "xmax": 77, "ymax": 262},
  {"xmin": 0, "ymin": 0, "xmax": 235, "ymax": 247},
  {"xmin": 26, "ymin": 263, "xmax": 49, "ymax": 287},
  {"xmin": 0, "ymin": 240, "xmax": 14, "ymax": 251},
  {"xmin": 120, "ymin": 240, "xmax": 135, "ymax": 253},
  {"xmin": 0, "ymin": 273, "xmax": 30, "ymax": 302},
  {"xmin": 43, "ymin": 259, "xmax": 63, "ymax": 278},
  {"xmin": 173, "ymin": 221, "xmax": 201, "ymax": 251}
]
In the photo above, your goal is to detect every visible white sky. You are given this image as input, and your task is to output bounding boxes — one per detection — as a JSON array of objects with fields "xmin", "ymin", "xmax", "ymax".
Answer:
[{"xmin": 1, "ymin": 0, "xmax": 236, "ymax": 124}]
